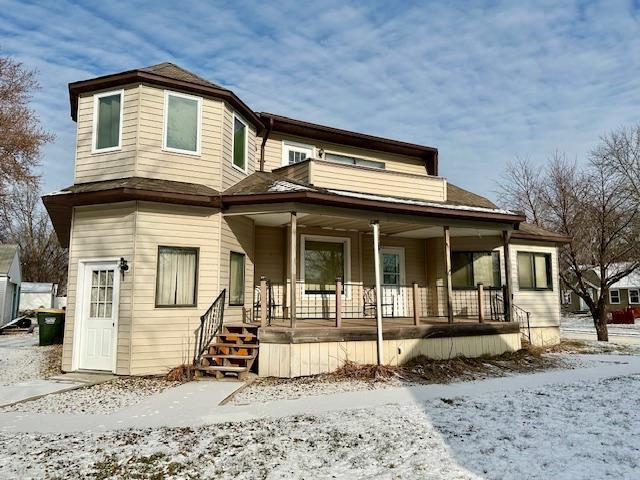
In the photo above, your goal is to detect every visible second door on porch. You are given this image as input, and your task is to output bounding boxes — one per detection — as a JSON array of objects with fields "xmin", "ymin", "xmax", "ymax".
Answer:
[{"xmin": 380, "ymin": 247, "xmax": 407, "ymax": 317}]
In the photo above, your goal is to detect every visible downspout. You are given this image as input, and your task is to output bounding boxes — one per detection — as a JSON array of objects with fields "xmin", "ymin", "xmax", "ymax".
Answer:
[{"xmin": 259, "ymin": 117, "xmax": 274, "ymax": 172}]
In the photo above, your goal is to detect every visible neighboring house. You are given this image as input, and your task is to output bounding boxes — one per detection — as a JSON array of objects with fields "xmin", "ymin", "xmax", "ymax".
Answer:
[
  {"xmin": 0, "ymin": 245, "xmax": 21, "ymax": 326},
  {"xmin": 563, "ymin": 266, "xmax": 640, "ymax": 314},
  {"xmin": 43, "ymin": 63, "xmax": 570, "ymax": 377},
  {"xmin": 20, "ymin": 282, "xmax": 59, "ymax": 311}
]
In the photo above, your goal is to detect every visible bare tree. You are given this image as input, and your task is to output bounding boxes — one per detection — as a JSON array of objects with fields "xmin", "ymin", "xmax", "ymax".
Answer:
[
  {"xmin": 0, "ymin": 55, "xmax": 53, "ymax": 201},
  {"xmin": 544, "ymin": 156, "xmax": 640, "ymax": 341},
  {"xmin": 496, "ymin": 156, "xmax": 548, "ymax": 226},
  {"xmin": 593, "ymin": 125, "xmax": 640, "ymax": 197},
  {"xmin": 0, "ymin": 181, "xmax": 67, "ymax": 288},
  {"xmin": 499, "ymin": 148, "xmax": 640, "ymax": 341}
]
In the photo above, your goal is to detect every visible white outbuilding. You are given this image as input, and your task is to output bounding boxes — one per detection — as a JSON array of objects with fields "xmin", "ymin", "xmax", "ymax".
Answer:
[
  {"xmin": 20, "ymin": 282, "xmax": 59, "ymax": 312},
  {"xmin": 0, "ymin": 245, "xmax": 21, "ymax": 326}
]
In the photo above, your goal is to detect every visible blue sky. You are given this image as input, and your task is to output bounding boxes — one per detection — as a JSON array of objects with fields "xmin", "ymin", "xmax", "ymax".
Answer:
[{"xmin": 1, "ymin": 0, "xmax": 639, "ymax": 201}]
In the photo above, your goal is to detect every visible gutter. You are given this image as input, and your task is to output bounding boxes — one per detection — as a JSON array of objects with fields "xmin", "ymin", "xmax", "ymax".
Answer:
[{"xmin": 259, "ymin": 116, "xmax": 273, "ymax": 172}]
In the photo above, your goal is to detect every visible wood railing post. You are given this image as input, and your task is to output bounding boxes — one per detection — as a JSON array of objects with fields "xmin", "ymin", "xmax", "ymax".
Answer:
[
  {"xmin": 260, "ymin": 276, "xmax": 268, "ymax": 328},
  {"xmin": 412, "ymin": 282, "xmax": 420, "ymax": 326},
  {"xmin": 477, "ymin": 283, "xmax": 485, "ymax": 323},
  {"xmin": 335, "ymin": 277, "xmax": 342, "ymax": 328},
  {"xmin": 443, "ymin": 226, "xmax": 454, "ymax": 323}
]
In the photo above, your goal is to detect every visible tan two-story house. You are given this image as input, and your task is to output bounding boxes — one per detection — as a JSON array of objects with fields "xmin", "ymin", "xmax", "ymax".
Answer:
[{"xmin": 44, "ymin": 63, "xmax": 569, "ymax": 378}]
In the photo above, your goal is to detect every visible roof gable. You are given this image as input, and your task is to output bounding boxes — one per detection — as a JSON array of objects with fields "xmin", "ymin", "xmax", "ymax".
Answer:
[{"xmin": 0, "ymin": 245, "xmax": 18, "ymax": 275}]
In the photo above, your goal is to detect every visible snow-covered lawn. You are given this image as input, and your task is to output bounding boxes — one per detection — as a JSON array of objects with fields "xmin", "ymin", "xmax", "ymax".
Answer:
[
  {"xmin": 0, "ymin": 377, "xmax": 180, "ymax": 414},
  {"xmin": 562, "ymin": 313, "xmax": 640, "ymax": 331},
  {"xmin": 0, "ymin": 332, "xmax": 61, "ymax": 385},
  {"xmin": 1, "ymin": 372, "xmax": 639, "ymax": 479}
]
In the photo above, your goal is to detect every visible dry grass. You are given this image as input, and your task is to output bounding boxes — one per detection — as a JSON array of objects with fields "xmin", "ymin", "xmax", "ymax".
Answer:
[
  {"xmin": 40, "ymin": 344, "xmax": 63, "ymax": 378},
  {"xmin": 166, "ymin": 364, "xmax": 195, "ymax": 382},
  {"xmin": 327, "ymin": 344, "xmax": 566, "ymax": 385}
]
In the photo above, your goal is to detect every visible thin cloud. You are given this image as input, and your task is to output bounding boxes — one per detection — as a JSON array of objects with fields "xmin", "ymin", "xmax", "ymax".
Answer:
[{"xmin": 0, "ymin": 0, "xmax": 638, "ymax": 198}]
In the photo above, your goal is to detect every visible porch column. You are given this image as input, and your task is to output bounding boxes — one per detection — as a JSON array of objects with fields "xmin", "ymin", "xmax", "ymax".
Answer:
[
  {"xmin": 290, "ymin": 212, "xmax": 297, "ymax": 328},
  {"xmin": 371, "ymin": 220, "xmax": 384, "ymax": 365},
  {"xmin": 443, "ymin": 226, "xmax": 454, "ymax": 323},
  {"xmin": 502, "ymin": 230, "xmax": 513, "ymax": 322}
]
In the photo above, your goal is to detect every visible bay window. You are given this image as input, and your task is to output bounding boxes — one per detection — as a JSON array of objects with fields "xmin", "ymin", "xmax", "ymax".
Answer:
[
  {"xmin": 93, "ymin": 90, "xmax": 123, "ymax": 152},
  {"xmin": 229, "ymin": 252, "xmax": 246, "ymax": 306},
  {"xmin": 233, "ymin": 115, "xmax": 247, "ymax": 171},
  {"xmin": 155, "ymin": 246, "xmax": 198, "ymax": 307},
  {"xmin": 163, "ymin": 91, "xmax": 201, "ymax": 154}
]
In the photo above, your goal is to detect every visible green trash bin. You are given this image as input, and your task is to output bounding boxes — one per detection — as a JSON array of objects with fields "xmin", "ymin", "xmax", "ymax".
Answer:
[{"xmin": 36, "ymin": 309, "xmax": 65, "ymax": 346}]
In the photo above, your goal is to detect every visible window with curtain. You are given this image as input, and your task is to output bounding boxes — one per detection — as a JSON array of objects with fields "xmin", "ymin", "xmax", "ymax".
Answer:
[
  {"xmin": 165, "ymin": 92, "xmax": 200, "ymax": 153},
  {"xmin": 517, "ymin": 252, "xmax": 552, "ymax": 290},
  {"xmin": 324, "ymin": 152, "xmax": 385, "ymax": 169},
  {"xmin": 229, "ymin": 252, "xmax": 245, "ymax": 306},
  {"xmin": 155, "ymin": 247, "xmax": 198, "ymax": 307},
  {"xmin": 94, "ymin": 91, "xmax": 121, "ymax": 150},
  {"xmin": 233, "ymin": 116, "xmax": 247, "ymax": 170},
  {"xmin": 451, "ymin": 252, "xmax": 500, "ymax": 288},
  {"xmin": 304, "ymin": 240, "xmax": 345, "ymax": 293}
]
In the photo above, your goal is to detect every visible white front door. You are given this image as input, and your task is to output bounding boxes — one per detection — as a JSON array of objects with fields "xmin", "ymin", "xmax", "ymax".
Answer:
[
  {"xmin": 78, "ymin": 261, "xmax": 119, "ymax": 371},
  {"xmin": 380, "ymin": 248, "xmax": 407, "ymax": 317}
]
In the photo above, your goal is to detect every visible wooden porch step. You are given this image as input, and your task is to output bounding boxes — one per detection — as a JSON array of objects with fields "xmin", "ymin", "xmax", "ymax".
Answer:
[
  {"xmin": 203, "ymin": 353, "xmax": 256, "ymax": 360},
  {"xmin": 218, "ymin": 332, "xmax": 257, "ymax": 339},
  {"xmin": 209, "ymin": 342, "xmax": 259, "ymax": 349},
  {"xmin": 197, "ymin": 365, "xmax": 248, "ymax": 373}
]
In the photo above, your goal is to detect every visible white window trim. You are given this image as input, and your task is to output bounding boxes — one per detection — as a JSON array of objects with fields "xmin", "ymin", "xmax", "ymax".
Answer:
[
  {"xmin": 629, "ymin": 288, "xmax": 640, "ymax": 304},
  {"xmin": 609, "ymin": 289, "xmax": 621, "ymax": 304},
  {"xmin": 281, "ymin": 140, "xmax": 315, "ymax": 166},
  {"xmin": 91, "ymin": 89, "xmax": 124, "ymax": 154},
  {"xmin": 231, "ymin": 112, "xmax": 249, "ymax": 173},
  {"xmin": 299, "ymin": 234, "xmax": 351, "ymax": 299},
  {"xmin": 162, "ymin": 90, "xmax": 202, "ymax": 156}
]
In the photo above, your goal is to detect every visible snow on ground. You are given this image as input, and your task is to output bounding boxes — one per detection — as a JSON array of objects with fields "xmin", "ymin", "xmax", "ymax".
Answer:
[
  {"xmin": 1, "ymin": 373, "xmax": 638, "ymax": 479},
  {"xmin": 0, "ymin": 332, "xmax": 61, "ymax": 385},
  {"xmin": 562, "ymin": 313, "xmax": 640, "ymax": 332},
  {"xmin": 0, "ymin": 377, "xmax": 180, "ymax": 414}
]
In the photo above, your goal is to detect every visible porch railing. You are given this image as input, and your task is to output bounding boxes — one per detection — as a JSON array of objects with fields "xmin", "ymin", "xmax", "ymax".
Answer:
[
  {"xmin": 193, "ymin": 289, "xmax": 226, "ymax": 364},
  {"xmin": 253, "ymin": 278, "xmax": 514, "ymax": 326}
]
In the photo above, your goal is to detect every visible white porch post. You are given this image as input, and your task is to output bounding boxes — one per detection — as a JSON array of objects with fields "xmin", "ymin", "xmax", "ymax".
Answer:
[
  {"xmin": 443, "ymin": 226, "xmax": 454, "ymax": 323},
  {"xmin": 290, "ymin": 212, "xmax": 297, "ymax": 328},
  {"xmin": 502, "ymin": 230, "xmax": 513, "ymax": 322},
  {"xmin": 371, "ymin": 220, "xmax": 384, "ymax": 365}
]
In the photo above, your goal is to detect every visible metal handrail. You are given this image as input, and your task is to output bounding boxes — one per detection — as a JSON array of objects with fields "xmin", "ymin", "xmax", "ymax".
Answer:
[{"xmin": 193, "ymin": 289, "xmax": 226, "ymax": 365}]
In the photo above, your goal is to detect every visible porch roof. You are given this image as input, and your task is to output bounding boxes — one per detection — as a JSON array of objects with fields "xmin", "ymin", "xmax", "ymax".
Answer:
[{"xmin": 222, "ymin": 172, "xmax": 525, "ymax": 224}]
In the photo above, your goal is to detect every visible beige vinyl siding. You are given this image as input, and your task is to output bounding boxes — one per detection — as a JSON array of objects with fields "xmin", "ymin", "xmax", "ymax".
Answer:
[
  {"xmin": 221, "ymin": 105, "xmax": 257, "ymax": 190},
  {"xmin": 219, "ymin": 216, "xmax": 255, "ymax": 323},
  {"xmin": 278, "ymin": 161, "xmax": 311, "ymax": 184},
  {"xmin": 510, "ymin": 241, "xmax": 560, "ymax": 327},
  {"xmin": 62, "ymin": 203, "xmax": 136, "ymax": 374},
  {"xmin": 74, "ymin": 86, "xmax": 138, "ymax": 183},
  {"xmin": 136, "ymin": 85, "xmax": 224, "ymax": 189},
  {"xmin": 259, "ymin": 333, "xmax": 521, "ymax": 378},
  {"xmin": 261, "ymin": 133, "xmax": 430, "ymax": 175},
  {"xmin": 129, "ymin": 202, "xmax": 220, "ymax": 375},
  {"xmin": 310, "ymin": 160, "xmax": 446, "ymax": 201},
  {"xmin": 254, "ymin": 226, "xmax": 286, "ymax": 283}
]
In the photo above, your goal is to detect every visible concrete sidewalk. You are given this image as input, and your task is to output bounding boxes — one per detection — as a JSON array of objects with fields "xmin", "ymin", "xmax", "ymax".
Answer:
[
  {"xmin": 0, "ymin": 372, "xmax": 116, "ymax": 408},
  {"xmin": 1, "ymin": 354, "xmax": 639, "ymax": 433}
]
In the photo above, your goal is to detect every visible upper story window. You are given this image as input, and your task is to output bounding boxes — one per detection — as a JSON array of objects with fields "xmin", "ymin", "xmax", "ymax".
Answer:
[
  {"xmin": 325, "ymin": 152, "xmax": 385, "ymax": 170},
  {"xmin": 163, "ymin": 91, "xmax": 201, "ymax": 155},
  {"xmin": 283, "ymin": 141, "xmax": 314, "ymax": 165},
  {"xmin": 233, "ymin": 114, "xmax": 248, "ymax": 172},
  {"xmin": 92, "ymin": 90, "xmax": 123, "ymax": 153},
  {"xmin": 517, "ymin": 252, "xmax": 552, "ymax": 290},
  {"xmin": 452, "ymin": 251, "xmax": 501, "ymax": 288}
]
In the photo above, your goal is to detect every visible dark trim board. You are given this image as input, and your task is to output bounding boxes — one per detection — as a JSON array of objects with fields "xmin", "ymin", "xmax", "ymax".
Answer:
[{"xmin": 258, "ymin": 321, "xmax": 520, "ymax": 344}]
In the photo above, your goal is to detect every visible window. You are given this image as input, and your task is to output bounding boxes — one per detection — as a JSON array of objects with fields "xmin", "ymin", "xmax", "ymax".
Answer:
[
  {"xmin": 92, "ymin": 90, "xmax": 123, "ymax": 152},
  {"xmin": 561, "ymin": 291, "xmax": 572, "ymax": 305},
  {"xmin": 517, "ymin": 252, "xmax": 552, "ymax": 290},
  {"xmin": 229, "ymin": 252, "xmax": 246, "ymax": 306},
  {"xmin": 283, "ymin": 141, "xmax": 313, "ymax": 165},
  {"xmin": 629, "ymin": 289, "xmax": 639, "ymax": 304},
  {"xmin": 609, "ymin": 289, "xmax": 621, "ymax": 304},
  {"xmin": 451, "ymin": 251, "xmax": 501, "ymax": 288},
  {"xmin": 232, "ymin": 114, "xmax": 247, "ymax": 171},
  {"xmin": 155, "ymin": 247, "xmax": 198, "ymax": 307},
  {"xmin": 163, "ymin": 91, "xmax": 201, "ymax": 154},
  {"xmin": 302, "ymin": 236, "xmax": 350, "ymax": 294},
  {"xmin": 324, "ymin": 152, "xmax": 385, "ymax": 170}
]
